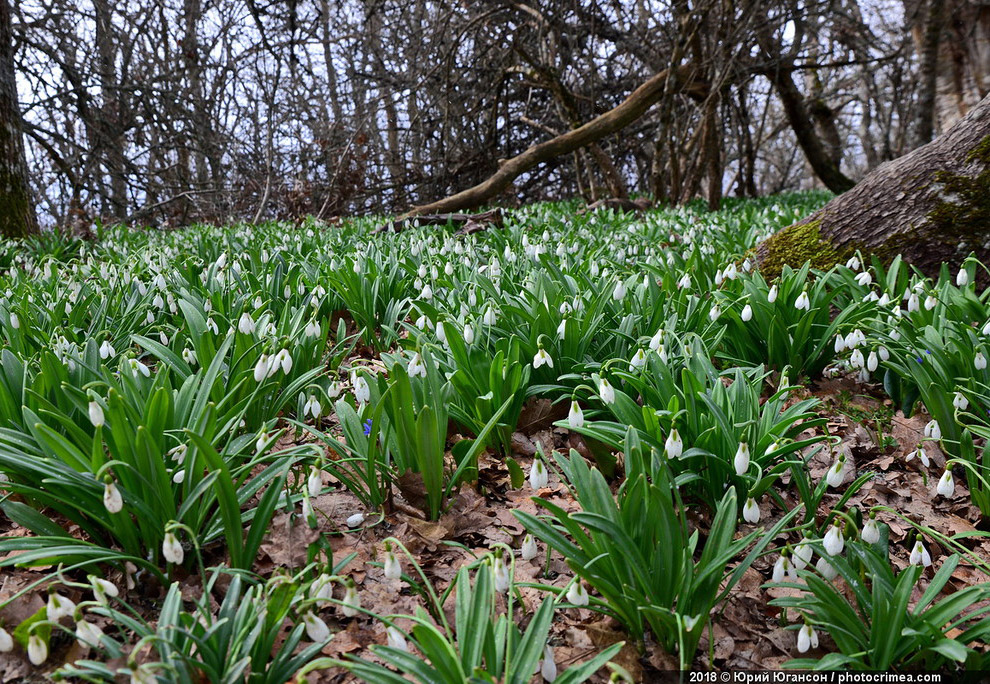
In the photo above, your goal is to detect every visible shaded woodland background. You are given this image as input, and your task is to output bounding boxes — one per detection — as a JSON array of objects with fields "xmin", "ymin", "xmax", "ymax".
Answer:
[{"xmin": 10, "ymin": 0, "xmax": 990, "ymax": 229}]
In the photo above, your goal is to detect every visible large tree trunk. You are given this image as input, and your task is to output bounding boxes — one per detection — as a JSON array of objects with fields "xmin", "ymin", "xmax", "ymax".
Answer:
[
  {"xmin": 757, "ymin": 92, "xmax": 990, "ymax": 277},
  {"xmin": 0, "ymin": 0, "xmax": 36, "ymax": 238}
]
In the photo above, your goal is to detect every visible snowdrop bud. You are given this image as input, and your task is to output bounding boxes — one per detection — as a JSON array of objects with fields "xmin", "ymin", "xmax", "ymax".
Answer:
[
  {"xmin": 823, "ymin": 523, "xmax": 844, "ymax": 556},
  {"xmin": 311, "ymin": 573, "xmax": 333, "ymax": 602},
  {"xmin": 76, "ymin": 619, "xmax": 104, "ymax": 649},
  {"xmin": 529, "ymin": 459, "xmax": 549, "ymax": 489},
  {"xmin": 384, "ymin": 548, "xmax": 401, "ymax": 580},
  {"xmin": 742, "ymin": 497, "xmax": 760, "ymax": 523},
  {"xmin": 566, "ymin": 580, "xmax": 589, "ymax": 606},
  {"xmin": 878, "ymin": 346, "xmax": 890, "ymax": 361},
  {"xmin": 768, "ymin": 284, "xmax": 778, "ymax": 303},
  {"xmin": 463, "ymin": 324, "xmax": 475, "ymax": 345},
  {"xmin": 493, "ymin": 554, "xmax": 510, "ymax": 593},
  {"xmin": 867, "ymin": 351, "xmax": 878, "ymax": 372},
  {"xmin": 541, "ymin": 645, "xmax": 558, "ymax": 682},
  {"xmin": 665, "ymin": 429, "xmax": 683, "ymax": 460},
  {"xmin": 977, "ymin": 352, "xmax": 987, "ymax": 370},
  {"xmin": 598, "ymin": 378, "xmax": 615, "ymax": 404},
  {"xmin": 937, "ymin": 470, "xmax": 955, "ymax": 498},
  {"xmin": 533, "ymin": 347, "xmax": 553, "ymax": 369},
  {"xmin": 909, "ymin": 538, "xmax": 932, "ymax": 567},
  {"xmin": 957, "ymin": 267, "xmax": 969, "ymax": 287},
  {"xmin": 741, "ymin": 304, "xmax": 753, "ymax": 322},
  {"xmin": 254, "ymin": 355, "xmax": 270, "ymax": 383},
  {"xmin": 834, "ymin": 335, "xmax": 846, "ymax": 353},
  {"xmin": 99, "ymin": 340, "xmax": 115, "ymax": 360},
  {"xmin": 9, "ymin": 313, "xmax": 18, "ymax": 329},
  {"xmin": 567, "ymin": 401, "xmax": 584, "ymax": 428},
  {"xmin": 307, "ymin": 466, "xmax": 322, "ymax": 498},
  {"xmin": 795, "ymin": 290, "xmax": 810, "ymax": 310},
  {"xmin": 816, "ymin": 555, "xmax": 838, "ymax": 580},
  {"xmin": 521, "ymin": 534, "xmax": 538, "ymax": 560},
  {"xmin": 386, "ymin": 625, "xmax": 408, "ymax": 651},
  {"xmin": 797, "ymin": 623, "xmax": 819, "ymax": 653},
  {"xmin": 612, "ymin": 280, "xmax": 626, "ymax": 301},
  {"xmin": 89, "ymin": 400, "xmax": 105, "ymax": 428},
  {"xmin": 347, "ymin": 512, "xmax": 365, "ymax": 527},
  {"xmin": 714, "ymin": 269, "xmax": 724, "ymax": 286},
  {"xmin": 103, "ymin": 479, "xmax": 123, "ymax": 514},
  {"xmin": 162, "ymin": 531, "xmax": 184, "ymax": 564},
  {"xmin": 709, "ymin": 304, "xmax": 721, "ymax": 322},
  {"xmin": 303, "ymin": 612, "xmax": 330, "ymax": 642},
  {"xmin": 28, "ymin": 633, "xmax": 47, "ymax": 665},
  {"xmin": 862, "ymin": 518, "xmax": 881, "ymax": 544},
  {"xmin": 341, "ymin": 580, "xmax": 361, "ymax": 617},
  {"xmin": 0, "ymin": 627, "xmax": 11, "ymax": 653},
  {"xmin": 733, "ymin": 442, "xmax": 750, "ymax": 476}
]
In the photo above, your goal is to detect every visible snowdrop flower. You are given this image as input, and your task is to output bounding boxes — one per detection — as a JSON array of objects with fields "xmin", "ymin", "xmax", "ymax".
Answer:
[
  {"xmin": 612, "ymin": 280, "xmax": 626, "ymax": 301},
  {"xmin": 567, "ymin": 401, "xmax": 584, "ymax": 428},
  {"xmin": 649, "ymin": 328, "xmax": 664, "ymax": 351},
  {"xmin": 303, "ymin": 394, "xmax": 322, "ymax": 419},
  {"xmin": 304, "ymin": 320, "xmax": 321, "ymax": 338},
  {"xmin": 341, "ymin": 579, "xmax": 361, "ymax": 616},
  {"xmin": 846, "ymin": 255, "xmax": 861, "ymax": 270},
  {"xmin": 598, "ymin": 378, "xmax": 615, "ymax": 404},
  {"xmin": 849, "ymin": 348, "xmax": 865, "ymax": 369},
  {"xmin": 977, "ymin": 352, "xmax": 987, "ymax": 370},
  {"xmin": 677, "ymin": 273, "xmax": 690, "ymax": 289},
  {"xmin": 273, "ymin": 349, "xmax": 293, "ymax": 374},
  {"xmin": 906, "ymin": 446, "xmax": 930, "ymax": 467},
  {"xmin": 825, "ymin": 455, "xmax": 845, "ymax": 488},
  {"xmin": 867, "ymin": 351, "xmax": 878, "ymax": 372},
  {"xmin": 463, "ymin": 324, "xmax": 475, "ymax": 345},
  {"xmin": 89, "ymin": 400, "xmax": 105, "ymax": 428},
  {"xmin": 984, "ymin": 320, "xmax": 990, "ymax": 336},
  {"xmin": 407, "ymin": 352, "xmax": 427, "ymax": 379},
  {"xmin": 47, "ymin": 591, "xmax": 76, "ymax": 621},
  {"xmin": 311, "ymin": 573, "xmax": 333, "ymax": 602},
  {"xmin": 129, "ymin": 358, "xmax": 150, "ymax": 378},
  {"xmin": 540, "ymin": 645, "xmax": 558, "ymax": 682},
  {"xmin": 99, "ymin": 340, "xmax": 116, "ymax": 360},
  {"xmin": 521, "ymin": 534, "xmax": 538, "ymax": 561},
  {"xmin": 76, "ymin": 619, "xmax": 104, "ymax": 650},
  {"xmin": 533, "ymin": 347, "xmax": 553, "ymax": 369},
  {"xmin": 483, "ymin": 306, "xmax": 497, "ymax": 326},
  {"xmin": 353, "ymin": 374, "xmax": 370, "ymax": 405},
  {"xmin": 742, "ymin": 497, "xmax": 760, "ymax": 523},
  {"xmin": 862, "ymin": 517, "xmax": 881, "ymax": 544},
  {"xmin": 493, "ymin": 553, "xmax": 510, "ymax": 593},
  {"xmin": 665, "ymin": 428, "xmax": 683, "ymax": 460},
  {"xmin": 383, "ymin": 546, "xmax": 401, "ymax": 580},
  {"xmin": 386, "ymin": 626, "xmax": 408, "ymax": 652},
  {"xmin": 816, "ymin": 555, "xmax": 838, "ymax": 580},
  {"xmin": 794, "ymin": 290, "xmax": 810, "ymax": 310},
  {"xmin": 301, "ymin": 495, "xmax": 316, "ymax": 525},
  {"xmin": 303, "ymin": 612, "xmax": 330, "ymax": 641},
  {"xmin": 566, "ymin": 580, "xmax": 589, "ymax": 606},
  {"xmin": 907, "ymin": 292, "xmax": 920, "ymax": 312},
  {"xmin": 529, "ymin": 459, "xmax": 549, "ymax": 489},
  {"xmin": 9, "ymin": 312, "xmax": 18, "ymax": 329},
  {"xmin": 346, "ymin": 512, "xmax": 365, "ymax": 527},
  {"xmin": 797, "ymin": 623, "xmax": 819, "ymax": 653},
  {"xmin": 206, "ymin": 317, "xmax": 218, "ymax": 334},
  {"xmin": 878, "ymin": 292, "xmax": 891, "ymax": 307},
  {"xmin": 956, "ymin": 267, "xmax": 969, "ymax": 287},
  {"xmin": 628, "ymin": 348, "xmax": 647, "ymax": 370},
  {"xmin": 103, "ymin": 479, "xmax": 123, "ymax": 514},
  {"xmin": 0, "ymin": 626, "xmax": 11, "ymax": 653},
  {"xmin": 937, "ymin": 469, "xmax": 955, "ymax": 498},
  {"xmin": 182, "ymin": 347, "xmax": 197, "ymax": 365},
  {"xmin": 768, "ymin": 284, "xmax": 778, "ymax": 303},
  {"xmin": 909, "ymin": 537, "xmax": 932, "ymax": 567},
  {"xmin": 771, "ymin": 553, "xmax": 794, "ymax": 582},
  {"xmin": 420, "ymin": 283, "xmax": 433, "ymax": 300},
  {"xmin": 253, "ymin": 355, "xmax": 271, "ymax": 383},
  {"xmin": 709, "ymin": 304, "xmax": 721, "ymax": 322},
  {"xmin": 733, "ymin": 441, "xmax": 750, "ymax": 476},
  {"xmin": 163, "ymin": 531, "xmax": 184, "ymax": 564},
  {"xmin": 724, "ymin": 262, "xmax": 738, "ymax": 280},
  {"xmin": 855, "ymin": 271, "xmax": 872, "ymax": 287},
  {"xmin": 834, "ymin": 335, "xmax": 846, "ymax": 353},
  {"xmin": 90, "ymin": 575, "xmax": 119, "ymax": 605},
  {"xmin": 823, "ymin": 523, "xmax": 845, "ymax": 556},
  {"xmin": 28, "ymin": 633, "xmax": 47, "ymax": 665},
  {"xmin": 793, "ymin": 538, "xmax": 814, "ymax": 570},
  {"xmin": 237, "ymin": 312, "xmax": 256, "ymax": 335},
  {"xmin": 740, "ymin": 302, "xmax": 753, "ymax": 322},
  {"xmin": 714, "ymin": 269, "xmax": 724, "ymax": 286}
]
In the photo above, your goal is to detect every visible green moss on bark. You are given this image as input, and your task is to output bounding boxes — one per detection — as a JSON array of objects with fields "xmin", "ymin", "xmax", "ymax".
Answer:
[
  {"xmin": 759, "ymin": 219, "xmax": 844, "ymax": 279},
  {"xmin": 926, "ymin": 135, "xmax": 990, "ymax": 245}
]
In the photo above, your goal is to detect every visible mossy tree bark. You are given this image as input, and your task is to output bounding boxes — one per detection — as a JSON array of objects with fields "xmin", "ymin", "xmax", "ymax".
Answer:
[
  {"xmin": 0, "ymin": 0, "xmax": 36, "ymax": 238},
  {"xmin": 757, "ymin": 92, "xmax": 990, "ymax": 278}
]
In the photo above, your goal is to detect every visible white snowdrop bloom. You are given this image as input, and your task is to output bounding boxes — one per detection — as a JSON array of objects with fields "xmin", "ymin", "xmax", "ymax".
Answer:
[
  {"xmin": 163, "ymin": 531, "xmax": 184, "ymax": 564},
  {"xmin": 797, "ymin": 623, "xmax": 819, "ymax": 653},
  {"xmin": 273, "ymin": 349, "xmax": 292, "ymax": 375},
  {"xmin": 47, "ymin": 591, "xmax": 76, "ymax": 621},
  {"xmin": 741, "ymin": 304, "xmax": 753, "ymax": 322},
  {"xmin": 823, "ymin": 524, "xmax": 844, "ymax": 556},
  {"xmin": 386, "ymin": 626, "xmax": 408, "ymax": 652},
  {"xmin": 76, "ymin": 619, "xmax": 104, "ymax": 650},
  {"xmin": 867, "ymin": 351, "xmax": 879, "ymax": 372},
  {"xmin": 854, "ymin": 271, "xmax": 872, "ymax": 287},
  {"xmin": 566, "ymin": 580, "xmax": 589, "ymax": 606},
  {"xmin": 529, "ymin": 459, "xmax": 549, "ymax": 489},
  {"xmin": 878, "ymin": 292, "xmax": 891, "ymax": 307},
  {"xmin": 984, "ymin": 320, "xmax": 990, "ymax": 335},
  {"xmin": 793, "ymin": 538, "xmax": 814, "ymax": 570},
  {"xmin": 567, "ymin": 401, "xmax": 584, "ymax": 429},
  {"xmin": 878, "ymin": 346, "xmax": 890, "ymax": 361},
  {"xmin": 977, "ymin": 352, "xmax": 987, "ymax": 370},
  {"xmin": 937, "ymin": 470, "xmax": 955, "ymax": 498},
  {"xmin": 353, "ymin": 375, "xmax": 371, "ymax": 405},
  {"xmin": 420, "ymin": 283, "xmax": 433, "ymax": 300},
  {"xmin": 9, "ymin": 312, "xmax": 18, "ymax": 329},
  {"xmin": 834, "ymin": 335, "xmax": 846, "ymax": 354},
  {"xmin": 0, "ymin": 626, "xmax": 12, "ymax": 653},
  {"xmin": 743, "ymin": 258, "xmax": 753, "ymax": 273},
  {"xmin": 768, "ymin": 284, "xmax": 778, "ymax": 303},
  {"xmin": 628, "ymin": 348, "xmax": 648, "ymax": 370},
  {"xmin": 304, "ymin": 320, "xmax": 322, "ymax": 338},
  {"xmin": 532, "ymin": 347, "xmax": 552, "ymax": 369},
  {"xmin": 826, "ymin": 456, "xmax": 845, "ymax": 488},
  {"xmin": 924, "ymin": 420, "xmax": 942, "ymax": 440},
  {"xmin": 665, "ymin": 429, "xmax": 683, "ymax": 460},
  {"xmin": 407, "ymin": 352, "xmax": 427, "ymax": 378},
  {"xmin": 771, "ymin": 554, "xmax": 792, "ymax": 583},
  {"xmin": 910, "ymin": 539, "xmax": 932, "ymax": 567},
  {"xmin": 555, "ymin": 318, "xmax": 567, "ymax": 340},
  {"xmin": 724, "ymin": 262, "xmax": 738, "ymax": 280},
  {"xmin": 863, "ymin": 291, "xmax": 879, "ymax": 303},
  {"xmin": 90, "ymin": 575, "xmax": 119, "ymax": 606},
  {"xmin": 742, "ymin": 497, "xmax": 760, "ymax": 523},
  {"xmin": 182, "ymin": 348, "xmax": 197, "ymax": 365},
  {"xmin": 463, "ymin": 324, "xmax": 475, "ymax": 345},
  {"xmin": 598, "ymin": 378, "xmax": 616, "ymax": 404},
  {"xmin": 677, "ymin": 273, "xmax": 691, "ymax": 289},
  {"xmin": 849, "ymin": 349, "xmax": 865, "ymax": 369},
  {"xmin": 733, "ymin": 442, "xmax": 750, "ymax": 476},
  {"xmin": 89, "ymin": 401, "xmax": 105, "ymax": 428},
  {"xmin": 384, "ymin": 549, "xmax": 402, "ymax": 580},
  {"xmin": 103, "ymin": 480, "xmax": 123, "ymax": 513},
  {"xmin": 795, "ymin": 291, "xmax": 810, "ymax": 310},
  {"xmin": 521, "ymin": 534, "xmax": 538, "ymax": 560},
  {"xmin": 307, "ymin": 467, "xmax": 322, "ymax": 497},
  {"xmin": 304, "ymin": 394, "xmax": 322, "ymax": 419},
  {"xmin": 816, "ymin": 555, "xmax": 838, "ymax": 579},
  {"xmin": 906, "ymin": 446, "xmax": 930, "ymax": 467},
  {"xmin": 99, "ymin": 340, "xmax": 116, "ymax": 360},
  {"xmin": 341, "ymin": 581, "xmax": 361, "ymax": 617},
  {"xmin": 846, "ymin": 255, "xmax": 861, "ymax": 270},
  {"xmin": 28, "ymin": 633, "xmax": 47, "ymax": 665},
  {"xmin": 862, "ymin": 518, "xmax": 881, "ymax": 544},
  {"xmin": 303, "ymin": 612, "xmax": 330, "ymax": 642},
  {"xmin": 493, "ymin": 554, "xmax": 510, "ymax": 594},
  {"xmin": 311, "ymin": 573, "xmax": 333, "ymax": 602},
  {"xmin": 238, "ymin": 312, "xmax": 256, "ymax": 335},
  {"xmin": 129, "ymin": 358, "xmax": 150, "ymax": 378},
  {"xmin": 540, "ymin": 645, "xmax": 558, "ymax": 682},
  {"xmin": 957, "ymin": 267, "xmax": 969, "ymax": 287},
  {"xmin": 206, "ymin": 317, "xmax": 219, "ymax": 334},
  {"xmin": 347, "ymin": 512, "xmax": 365, "ymax": 527},
  {"xmin": 612, "ymin": 280, "xmax": 626, "ymax": 301},
  {"xmin": 649, "ymin": 329, "xmax": 664, "ymax": 351},
  {"xmin": 925, "ymin": 295, "xmax": 937, "ymax": 310},
  {"xmin": 444, "ymin": 262, "xmax": 454, "ymax": 276},
  {"xmin": 483, "ymin": 307, "xmax": 497, "ymax": 326},
  {"xmin": 714, "ymin": 269, "xmax": 724, "ymax": 286}
]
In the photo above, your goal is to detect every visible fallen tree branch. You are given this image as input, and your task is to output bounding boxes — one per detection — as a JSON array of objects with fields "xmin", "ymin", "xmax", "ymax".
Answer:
[
  {"xmin": 374, "ymin": 208, "xmax": 504, "ymax": 234},
  {"xmin": 403, "ymin": 64, "xmax": 708, "ymax": 217}
]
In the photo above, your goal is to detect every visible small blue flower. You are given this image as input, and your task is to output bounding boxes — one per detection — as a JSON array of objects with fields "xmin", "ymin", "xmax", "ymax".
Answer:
[
  {"xmin": 916, "ymin": 357, "xmax": 923, "ymax": 364},
  {"xmin": 363, "ymin": 419, "xmax": 373, "ymax": 436}
]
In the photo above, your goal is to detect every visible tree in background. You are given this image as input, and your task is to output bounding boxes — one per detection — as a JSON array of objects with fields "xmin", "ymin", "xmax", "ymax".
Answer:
[{"xmin": 0, "ymin": 0, "xmax": 36, "ymax": 238}]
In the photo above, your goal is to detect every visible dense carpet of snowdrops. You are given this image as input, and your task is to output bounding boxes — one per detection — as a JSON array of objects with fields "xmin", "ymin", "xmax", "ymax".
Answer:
[{"xmin": 0, "ymin": 191, "xmax": 989, "ymax": 681}]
